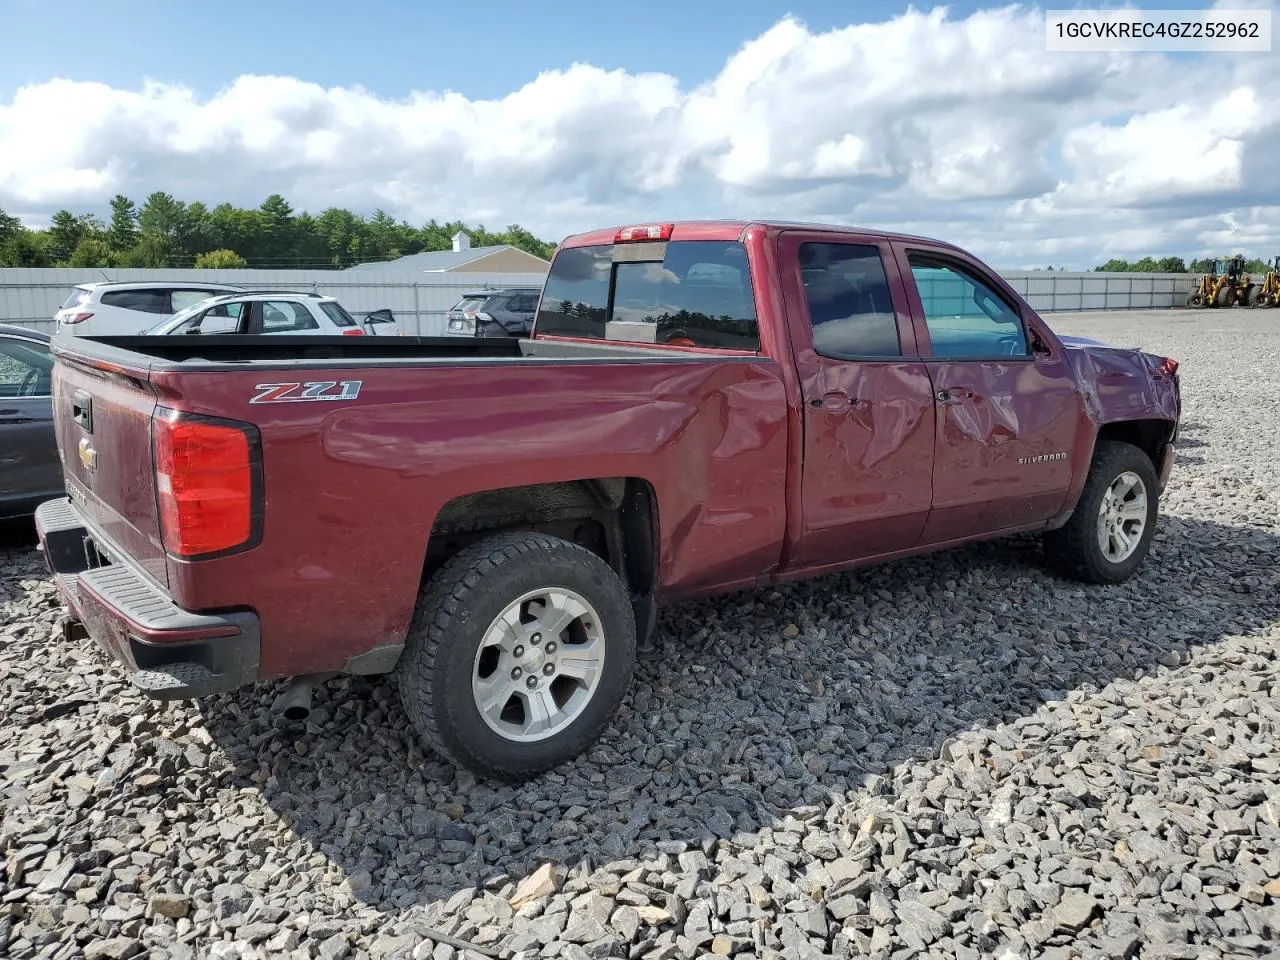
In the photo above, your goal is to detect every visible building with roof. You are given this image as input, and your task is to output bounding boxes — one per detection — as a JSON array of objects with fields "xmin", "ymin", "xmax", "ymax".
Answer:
[{"xmin": 345, "ymin": 231, "xmax": 550, "ymax": 274}]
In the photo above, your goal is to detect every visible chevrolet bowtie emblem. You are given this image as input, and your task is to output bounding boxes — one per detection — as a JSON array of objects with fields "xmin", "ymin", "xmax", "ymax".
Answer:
[{"xmin": 78, "ymin": 437, "xmax": 97, "ymax": 472}]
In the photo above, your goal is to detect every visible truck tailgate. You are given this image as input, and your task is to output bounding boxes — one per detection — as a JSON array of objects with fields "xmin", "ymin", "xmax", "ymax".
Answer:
[{"xmin": 52, "ymin": 350, "xmax": 168, "ymax": 587}]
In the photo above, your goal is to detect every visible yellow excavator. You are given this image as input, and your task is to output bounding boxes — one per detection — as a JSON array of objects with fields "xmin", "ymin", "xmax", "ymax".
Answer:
[
  {"xmin": 1256, "ymin": 256, "xmax": 1280, "ymax": 308},
  {"xmin": 1186, "ymin": 255, "xmax": 1255, "ymax": 308}
]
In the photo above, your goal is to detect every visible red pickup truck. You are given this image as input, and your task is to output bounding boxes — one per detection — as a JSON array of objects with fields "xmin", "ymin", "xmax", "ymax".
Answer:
[{"xmin": 37, "ymin": 221, "xmax": 1180, "ymax": 781}]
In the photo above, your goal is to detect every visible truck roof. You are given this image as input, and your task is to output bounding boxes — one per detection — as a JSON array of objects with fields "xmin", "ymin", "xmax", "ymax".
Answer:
[{"xmin": 559, "ymin": 220, "xmax": 947, "ymax": 250}]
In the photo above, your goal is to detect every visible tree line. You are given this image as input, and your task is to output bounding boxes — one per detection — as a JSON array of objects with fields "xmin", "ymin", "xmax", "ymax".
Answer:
[
  {"xmin": 0, "ymin": 193, "xmax": 557, "ymax": 269},
  {"xmin": 1092, "ymin": 256, "xmax": 1277, "ymax": 274}
]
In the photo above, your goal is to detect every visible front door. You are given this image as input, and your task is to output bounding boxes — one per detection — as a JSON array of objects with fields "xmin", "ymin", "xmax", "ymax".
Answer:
[
  {"xmin": 894, "ymin": 245, "xmax": 1081, "ymax": 543},
  {"xmin": 779, "ymin": 232, "xmax": 937, "ymax": 569}
]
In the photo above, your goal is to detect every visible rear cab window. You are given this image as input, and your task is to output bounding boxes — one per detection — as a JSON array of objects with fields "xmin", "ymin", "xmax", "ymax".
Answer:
[{"xmin": 536, "ymin": 240, "xmax": 759, "ymax": 350}]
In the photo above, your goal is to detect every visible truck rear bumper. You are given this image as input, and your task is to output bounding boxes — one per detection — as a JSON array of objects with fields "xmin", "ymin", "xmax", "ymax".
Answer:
[{"xmin": 35, "ymin": 497, "xmax": 260, "ymax": 699}]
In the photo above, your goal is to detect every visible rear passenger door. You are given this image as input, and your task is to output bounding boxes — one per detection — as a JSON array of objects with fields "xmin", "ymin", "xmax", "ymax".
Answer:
[
  {"xmin": 894, "ymin": 244, "xmax": 1080, "ymax": 541},
  {"xmin": 778, "ymin": 231, "xmax": 937, "ymax": 569}
]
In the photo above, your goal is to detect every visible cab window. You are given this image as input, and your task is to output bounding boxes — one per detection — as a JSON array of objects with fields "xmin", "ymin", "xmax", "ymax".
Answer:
[{"xmin": 909, "ymin": 256, "xmax": 1028, "ymax": 359}]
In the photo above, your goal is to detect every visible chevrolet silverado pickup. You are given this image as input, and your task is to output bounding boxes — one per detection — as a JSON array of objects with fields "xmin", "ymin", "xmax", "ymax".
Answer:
[{"xmin": 36, "ymin": 221, "xmax": 1181, "ymax": 781}]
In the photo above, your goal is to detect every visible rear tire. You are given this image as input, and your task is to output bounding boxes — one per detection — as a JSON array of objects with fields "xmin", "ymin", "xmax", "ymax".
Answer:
[
  {"xmin": 1214, "ymin": 285, "xmax": 1233, "ymax": 307},
  {"xmin": 1244, "ymin": 286, "xmax": 1259, "ymax": 307},
  {"xmin": 1043, "ymin": 441, "xmax": 1159, "ymax": 585},
  {"xmin": 397, "ymin": 531, "xmax": 636, "ymax": 782},
  {"xmin": 1186, "ymin": 294, "xmax": 1205, "ymax": 308}
]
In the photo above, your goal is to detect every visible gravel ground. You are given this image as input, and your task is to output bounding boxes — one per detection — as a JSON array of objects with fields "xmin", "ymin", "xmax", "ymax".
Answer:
[{"xmin": 2, "ymin": 309, "xmax": 1278, "ymax": 960}]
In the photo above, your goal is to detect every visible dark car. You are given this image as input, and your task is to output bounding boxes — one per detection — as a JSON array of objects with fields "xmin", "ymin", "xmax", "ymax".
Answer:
[
  {"xmin": 444, "ymin": 287, "xmax": 541, "ymax": 337},
  {"xmin": 0, "ymin": 325, "xmax": 60, "ymax": 519}
]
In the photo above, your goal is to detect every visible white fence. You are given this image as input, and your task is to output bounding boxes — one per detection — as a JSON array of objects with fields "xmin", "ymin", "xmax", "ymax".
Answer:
[
  {"xmin": 0, "ymin": 267, "xmax": 1199, "ymax": 338},
  {"xmin": 0, "ymin": 268, "xmax": 549, "ymax": 337},
  {"xmin": 1002, "ymin": 271, "xmax": 1197, "ymax": 313}
]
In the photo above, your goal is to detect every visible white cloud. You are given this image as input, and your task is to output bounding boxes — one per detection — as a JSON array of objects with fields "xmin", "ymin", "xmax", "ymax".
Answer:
[{"xmin": 1, "ymin": 5, "xmax": 1278, "ymax": 267}]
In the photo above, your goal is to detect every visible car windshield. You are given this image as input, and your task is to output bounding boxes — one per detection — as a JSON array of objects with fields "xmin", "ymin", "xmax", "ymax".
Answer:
[{"xmin": 141, "ymin": 297, "xmax": 227, "ymax": 334}]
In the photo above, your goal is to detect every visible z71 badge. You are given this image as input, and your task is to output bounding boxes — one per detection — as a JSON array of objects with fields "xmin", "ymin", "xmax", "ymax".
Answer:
[{"xmin": 250, "ymin": 381, "xmax": 363, "ymax": 404}]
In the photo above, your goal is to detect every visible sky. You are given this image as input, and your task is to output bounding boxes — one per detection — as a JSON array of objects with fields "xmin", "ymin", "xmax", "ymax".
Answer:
[{"xmin": 1, "ymin": 0, "xmax": 1278, "ymax": 268}]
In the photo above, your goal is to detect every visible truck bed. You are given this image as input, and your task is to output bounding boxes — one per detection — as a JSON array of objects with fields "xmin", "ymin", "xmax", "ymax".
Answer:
[{"xmin": 62, "ymin": 334, "xmax": 720, "ymax": 369}]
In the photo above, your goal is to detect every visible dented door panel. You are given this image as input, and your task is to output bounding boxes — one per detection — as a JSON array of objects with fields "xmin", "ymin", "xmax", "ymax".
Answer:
[{"xmin": 922, "ymin": 357, "xmax": 1081, "ymax": 541}]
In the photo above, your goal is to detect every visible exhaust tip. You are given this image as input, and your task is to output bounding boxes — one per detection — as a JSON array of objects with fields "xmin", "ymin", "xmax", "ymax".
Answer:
[{"xmin": 274, "ymin": 676, "xmax": 318, "ymax": 725}]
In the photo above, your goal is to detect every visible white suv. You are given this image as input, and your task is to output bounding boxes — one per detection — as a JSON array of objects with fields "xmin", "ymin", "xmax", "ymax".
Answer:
[
  {"xmin": 55, "ymin": 281, "xmax": 245, "ymax": 336},
  {"xmin": 142, "ymin": 291, "xmax": 402, "ymax": 336}
]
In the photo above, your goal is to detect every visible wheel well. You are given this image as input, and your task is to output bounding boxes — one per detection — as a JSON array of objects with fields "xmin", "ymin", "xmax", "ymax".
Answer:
[
  {"xmin": 424, "ymin": 477, "xmax": 658, "ymax": 604},
  {"xmin": 1095, "ymin": 419, "xmax": 1174, "ymax": 469}
]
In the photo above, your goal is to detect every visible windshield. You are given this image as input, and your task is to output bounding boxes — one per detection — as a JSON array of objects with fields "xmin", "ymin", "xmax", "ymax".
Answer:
[{"xmin": 142, "ymin": 297, "xmax": 241, "ymax": 334}]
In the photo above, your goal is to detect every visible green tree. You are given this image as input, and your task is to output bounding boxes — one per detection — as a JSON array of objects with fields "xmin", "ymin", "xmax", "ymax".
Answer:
[
  {"xmin": 0, "ymin": 207, "xmax": 23, "ymax": 246},
  {"xmin": 45, "ymin": 210, "xmax": 103, "ymax": 264},
  {"xmin": 116, "ymin": 233, "xmax": 172, "ymax": 268},
  {"xmin": 1244, "ymin": 258, "xmax": 1268, "ymax": 274},
  {"xmin": 179, "ymin": 201, "xmax": 217, "ymax": 260},
  {"xmin": 208, "ymin": 203, "xmax": 263, "ymax": 262},
  {"xmin": 138, "ymin": 192, "xmax": 187, "ymax": 247},
  {"xmin": 496, "ymin": 223, "xmax": 555, "ymax": 259},
  {"xmin": 0, "ymin": 194, "xmax": 556, "ymax": 270},
  {"xmin": 1131, "ymin": 257, "xmax": 1159, "ymax": 273},
  {"xmin": 258, "ymin": 194, "xmax": 297, "ymax": 263},
  {"xmin": 1156, "ymin": 256, "xmax": 1187, "ymax": 273},
  {"xmin": 108, "ymin": 195, "xmax": 139, "ymax": 251},
  {"xmin": 0, "ymin": 230, "xmax": 50, "ymax": 267},
  {"xmin": 1095, "ymin": 258, "xmax": 1132, "ymax": 272},
  {"xmin": 68, "ymin": 236, "xmax": 115, "ymax": 267},
  {"xmin": 194, "ymin": 248, "xmax": 248, "ymax": 268},
  {"xmin": 1189, "ymin": 258, "xmax": 1216, "ymax": 274}
]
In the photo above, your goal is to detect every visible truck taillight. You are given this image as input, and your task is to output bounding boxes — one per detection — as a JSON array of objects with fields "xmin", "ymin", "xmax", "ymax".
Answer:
[
  {"xmin": 62, "ymin": 311, "xmax": 94, "ymax": 324},
  {"xmin": 342, "ymin": 327, "xmax": 364, "ymax": 336},
  {"xmin": 1159, "ymin": 357, "xmax": 1179, "ymax": 377},
  {"xmin": 153, "ymin": 411, "xmax": 262, "ymax": 558},
  {"xmin": 614, "ymin": 223, "xmax": 673, "ymax": 242}
]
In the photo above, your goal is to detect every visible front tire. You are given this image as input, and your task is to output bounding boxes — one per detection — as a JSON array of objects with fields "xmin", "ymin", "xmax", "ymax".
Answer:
[
  {"xmin": 1043, "ymin": 441, "xmax": 1159, "ymax": 584},
  {"xmin": 397, "ymin": 532, "xmax": 636, "ymax": 781}
]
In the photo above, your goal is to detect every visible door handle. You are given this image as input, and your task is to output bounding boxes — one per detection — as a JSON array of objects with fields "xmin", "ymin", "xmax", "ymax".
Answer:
[
  {"xmin": 809, "ymin": 393, "xmax": 864, "ymax": 411},
  {"xmin": 936, "ymin": 388, "xmax": 974, "ymax": 405}
]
